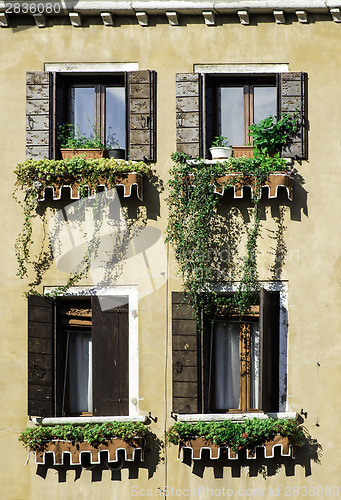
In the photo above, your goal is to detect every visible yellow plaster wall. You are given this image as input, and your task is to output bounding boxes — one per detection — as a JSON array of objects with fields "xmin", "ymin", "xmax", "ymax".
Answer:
[{"xmin": 0, "ymin": 14, "xmax": 341, "ymax": 499}]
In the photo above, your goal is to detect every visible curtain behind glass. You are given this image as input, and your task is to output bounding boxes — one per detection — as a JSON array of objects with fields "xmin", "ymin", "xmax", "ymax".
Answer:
[
  {"xmin": 211, "ymin": 321, "xmax": 240, "ymax": 410},
  {"xmin": 68, "ymin": 331, "xmax": 92, "ymax": 413}
]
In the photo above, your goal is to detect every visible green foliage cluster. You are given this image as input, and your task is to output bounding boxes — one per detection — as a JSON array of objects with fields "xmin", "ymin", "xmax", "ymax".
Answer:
[
  {"xmin": 14, "ymin": 157, "xmax": 151, "ymax": 190},
  {"xmin": 248, "ymin": 114, "xmax": 299, "ymax": 155},
  {"xmin": 19, "ymin": 422, "xmax": 148, "ymax": 451},
  {"xmin": 211, "ymin": 136, "xmax": 231, "ymax": 148},
  {"xmin": 166, "ymin": 418, "xmax": 305, "ymax": 452},
  {"xmin": 166, "ymin": 151, "xmax": 289, "ymax": 317},
  {"xmin": 13, "ymin": 157, "xmax": 150, "ymax": 294},
  {"xmin": 58, "ymin": 123, "xmax": 106, "ymax": 149}
]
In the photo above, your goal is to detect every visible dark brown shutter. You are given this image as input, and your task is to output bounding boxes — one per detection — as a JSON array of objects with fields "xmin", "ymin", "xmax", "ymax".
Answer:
[
  {"xmin": 259, "ymin": 289, "xmax": 280, "ymax": 412},
  {"xmin": 28, "ymin": 295, "xmax": 55, "ymax": 417},
  {"xmin": 127, "ymin": 70, "xmax": 156, "ymax": 161},
  {"xmin": 278, "ymin": 72, "xmax": 308, "ymax": 159},
  {"xmin": 26, "ymin": 71, "xmax": 52, "ymax": 159},
  {"xmin": 172, "ymin": 292, "xmax": 198, "ymax": 414},
  {"xmin": 52, "ymin": 72, "xmax": 64, "ymax": 159},
  {"xmin": 92, "ymin": 296, "xmax": 129, "ymax": 416},
  {"xmin": 176, "ymin": 73, "xmax": 202, "ymax": 158}
]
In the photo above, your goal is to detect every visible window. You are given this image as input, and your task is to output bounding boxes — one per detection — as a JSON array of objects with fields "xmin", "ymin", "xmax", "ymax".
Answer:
[
  {"xmin": 172, "ymin": 289, "xmax": 281, "ymax": 415},
  {"xmin": 62, "ymin": 75, "xmax": 126, "ymax": 151},
  {"xmin": 28, "ymin": 294, "xmax": 129, "ymax": 418},
  {"xmin": 176, "ymin": 71, "xmax": 307, "ymax": 160},
  {"xmin": 209, "ymin": 317, "xmax": 260, "ymax": 413},
  {"xmin": 26, "ymin": 69, "xmax": 156, "ymax": 161},
  {"xmin": 206, "ymin": 75, "xmax": 277, "ymax": 147}
]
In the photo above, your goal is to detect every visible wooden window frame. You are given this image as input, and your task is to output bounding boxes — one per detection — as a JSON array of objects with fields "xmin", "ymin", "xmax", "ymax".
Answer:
[
  {"xmin": 64, "ymin": 74, "xmax": 126, "ymax": 146},
  {"xmin": 172, "ymin": 290, "xmax": 281, "ymax": 415},
  {"xmin": 28, "ymin": 294, "xmax": 129, "ymax": 418}
]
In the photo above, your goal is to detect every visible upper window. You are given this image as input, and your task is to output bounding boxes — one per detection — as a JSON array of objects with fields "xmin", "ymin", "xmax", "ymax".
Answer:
[
  {"xmin": 207, "ymin": 75, "xmax": 277, "ymax": 146},
  {"xmin": 176, "ymin": 71, "xmax": 307, "ymax": 160},
  {"xmin": 28, "ymin": 294, "xmax": 130, "ymax": 418},
  {"xmin": 26, "ymin": 69, "xmax": 156, "ymax": 162},
  {"xmin": 64, "ymin": 75, "xmax": 126, "ymax": 151},
  {"xmin": 172, "ymin": 289, "xmax": 281, "ymax": 415}
]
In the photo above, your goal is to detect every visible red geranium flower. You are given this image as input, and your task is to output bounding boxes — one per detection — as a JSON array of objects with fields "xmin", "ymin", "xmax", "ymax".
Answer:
[{"xmin": 242, "ymin": 433, "xmax": 248, "ymax": 438}]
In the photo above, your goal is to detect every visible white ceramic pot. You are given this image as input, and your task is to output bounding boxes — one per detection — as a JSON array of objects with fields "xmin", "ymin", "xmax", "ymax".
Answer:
[{"xmin": 209, "ymin": 146, "xmax": 233, "ymax": 159}]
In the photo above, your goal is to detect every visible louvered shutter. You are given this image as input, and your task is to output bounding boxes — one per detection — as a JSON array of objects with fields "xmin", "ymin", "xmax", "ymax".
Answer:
[
  {"xmin": 92, "ymin": 296, "xmax": 129, "ymax": 416},
  {"xmin": 259, "ymin": 289, "xmax": 280, "ymax": 412},
  {"xmin": 127, "ymin": 70, "xmax": 156, "ymax": 161},
  {"xmin": 26, "ymin": 71, "xmax": 51, "ymax": 159},
  {"xmin": 278, "ymin": 72, "xmax": 308, "ymax": 159},
  {"xmin": 28, "ymin": 295, "xmax": 55, "ymax": 417},
  {"xmin": 172, "ymin": 292, "xmax": 199, "ymax": 414},
  {"xmin": 176, "ymin": 73, "xmax": 202, "ymax": 158}
]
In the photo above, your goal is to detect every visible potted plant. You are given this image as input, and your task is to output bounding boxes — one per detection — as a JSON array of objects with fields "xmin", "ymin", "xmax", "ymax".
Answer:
[
  {"xmin": 106, "ymin": 130, "xmax": 126, "ymax": 160},
  {"xmin": 58, "ymin": 123, "xmax": 107, "ymax": 159},
  {"xmin": 248, "ymin": 114, "xmax": 299, "ymax": 156},
  {"xmin": 209, "ymin": 136, "xmax": 233, "ymax": 160}
]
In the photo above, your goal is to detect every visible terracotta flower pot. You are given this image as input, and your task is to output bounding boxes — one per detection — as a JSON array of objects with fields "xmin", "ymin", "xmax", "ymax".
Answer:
[{"xmin": 60, "ymin": 148, "xmax": 107, "ymax": 160}]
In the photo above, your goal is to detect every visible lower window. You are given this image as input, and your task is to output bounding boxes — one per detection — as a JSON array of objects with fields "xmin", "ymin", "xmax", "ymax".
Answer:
[
  {"xmin": 172, "ymin": 289, "xmax": 281, "ymax": 415},
  {"xmin": 28, "ymin": 294, "xmax": 129, "ymax": 418},
  {"xmin": 209, "ymin": 318, "xmax": 260, "ymax": 413}
]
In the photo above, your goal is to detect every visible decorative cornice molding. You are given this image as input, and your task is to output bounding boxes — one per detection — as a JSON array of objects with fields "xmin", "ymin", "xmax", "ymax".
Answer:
[{"xmin": 0, "ymin": 0, "xmax": 340, "ymax": 26}]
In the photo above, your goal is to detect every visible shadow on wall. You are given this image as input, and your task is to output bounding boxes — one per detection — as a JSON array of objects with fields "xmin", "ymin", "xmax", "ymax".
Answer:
[{"xmin": 180, "ymin": 433, "xmax": 322, "ymax": 478}]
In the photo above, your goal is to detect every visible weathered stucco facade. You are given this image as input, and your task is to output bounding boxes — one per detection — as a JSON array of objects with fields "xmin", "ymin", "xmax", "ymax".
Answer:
[{"xmin": 1, "ymin": 2, "xmax": 341, "ymax": 499}]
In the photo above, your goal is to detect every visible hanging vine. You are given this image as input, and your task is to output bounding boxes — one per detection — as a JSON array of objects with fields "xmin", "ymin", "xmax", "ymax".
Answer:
[
  {"xmin": 166, "ymin": 151, "xmax": 290, "ymax": 323},
  {"xmin": 13, "ymin": 157, "xmax": 150, "ymax": 296}
]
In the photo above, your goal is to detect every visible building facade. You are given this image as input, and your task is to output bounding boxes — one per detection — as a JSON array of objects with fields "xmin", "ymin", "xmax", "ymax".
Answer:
[{"xmin": 0, "ymin": 1, "xmax": 340, "ymax": 498}]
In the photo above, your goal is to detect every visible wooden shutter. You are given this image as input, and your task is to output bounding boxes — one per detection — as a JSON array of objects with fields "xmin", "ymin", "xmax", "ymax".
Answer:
[
  {"xmin": 176, "ymin": 73, "xmax": 202, "ymax": 158},
  {"xmin": 172, "ymin": 292, "xmax": 199, "ymax": 414},
  {"xmin": 52, "ymin": 72, "xmax": 64, "ymax": 159},
  {"xmin": 92, "ymin": 296, "xmax": 129, "ymax": 416},
  {"xmin": 28, "ymin": 295, "xmax": 55, "ymax": 417},
  {"xmin": 26, "ymin": 71, "xmax": 52, "ymax": 159},
  {"xmin": 278, "ymin": 72, "xmax": 308, "ymax": 159},
  {"xmin": 259, "ymin": 289, "xmax": 280, "ymax": 413},
  {"xmin": 127, "ymin": 70, "xmax": 156, "ymax": 162}
]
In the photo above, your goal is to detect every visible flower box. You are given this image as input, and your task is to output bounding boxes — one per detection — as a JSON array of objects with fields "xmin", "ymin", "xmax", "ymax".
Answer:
[
  {"xmin": 233, "ymin": 146, "xmax": 254, "ymax": 158},
  {"xmin": 60, "ymin": 148, "xmax": 107, "ymax": 160},
  {"xmin": 178, "ymin": 435, "xmax": 294, "ymax": 461},
  {"xmin": 36, "ymin": 172, "xmax": 144, "ymax": 201},
  {"xmin": 28, "ymin": 437, "xmax": 145, "ymax": 466}
]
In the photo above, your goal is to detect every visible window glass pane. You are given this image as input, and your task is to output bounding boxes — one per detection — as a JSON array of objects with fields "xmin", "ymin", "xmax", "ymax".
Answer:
[
  {"xmin": 106, "ymin": 87, "xmax": 126, "ymax": 149},
  {"xmin": 250, "ymin": 322, "xmax": 260, "ymax": 409},
  {"xmin": 68, "ymin": 331, "xmax": 92, "ymax": 413},
  {"xmin": 211, "ymin": 321, "xmax": 240, "ymax": 410},
  {"xmin": 254, "ymin": 86, "xmax": 277, "ymax": 123},
  {"xmin": 69, "ymin": 87, "xmax": 95, "ymax": 139},
  {"xmin": 220, "ymin": 87, "xmax": 244, "ymax": 146}
]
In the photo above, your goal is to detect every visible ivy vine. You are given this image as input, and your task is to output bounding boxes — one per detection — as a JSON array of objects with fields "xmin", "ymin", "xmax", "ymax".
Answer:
[
  {"xmin": 13, "ymin": 157, "xmax": 150, "ymax": 296},
  {"xmin": 166, "ymin": 151, "xmax": 290, "ymax": 321}
]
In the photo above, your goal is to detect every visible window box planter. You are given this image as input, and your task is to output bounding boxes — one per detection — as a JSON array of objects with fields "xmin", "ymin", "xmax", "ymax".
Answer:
[
  {"xmin": 233, "ymin": 146, "xmax": 254, "ymax": 158},
  {"xmin": 187, "ymin": 171, "xmax": 294, "ymax": 200},
  {"xmin": 178, "ymin": 434, "xmax": 294, "ymax": 461},
  {"xmin": 28, "ymin": 437, "xmax": 145, "ymax": 466},
  {"xmin": 36, "ymin": 172, "xmax": 144, "ymax": 201},
  {"xmin": 213, "ymin": 171, "xmax": 294, "ymax": 200},
  {"xmin": 60, "ymin": 148, "xmax": 107, "ymax": 160},
  {"xmin": 166, "ymin": 418, "xmax": 305, "ymax": 463}
]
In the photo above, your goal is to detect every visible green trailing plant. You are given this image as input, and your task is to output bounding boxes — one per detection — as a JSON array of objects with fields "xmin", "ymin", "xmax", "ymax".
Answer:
[
  {"xmin": 248, "ymin": 113, "xmax": 299, "ymax": 156},
  {"xmin": 211, "ymin": 135, "xmax": 231, "ymax": 148},
  {"xmin": 166, "ymin": 151, "xmax": 289, "ymax": 320},
  {"xmin": 13, "ymin": 157, "xmax": 151, "ymax": 295},
  {"xmin": 166, "ymin": 418, "xmax": 306, "ymax": 452},
  {"xmin": 19, "ymin": 422, "xmax": 148, "ymax": 452}
]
